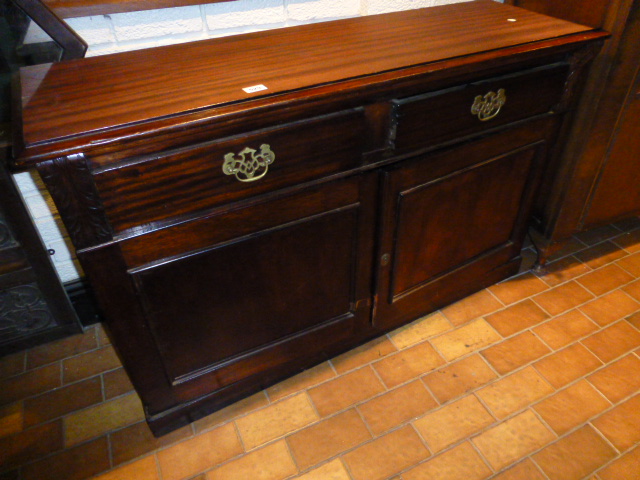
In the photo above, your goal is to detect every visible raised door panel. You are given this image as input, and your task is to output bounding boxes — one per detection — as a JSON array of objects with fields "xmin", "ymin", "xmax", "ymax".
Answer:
[
  {"xmin": 117, "ymin": 174, "xmax": 376, "ymax": 394},
  {"xmin": 374, "ymin": 129, "xmax": 547, "ymax": 330}
]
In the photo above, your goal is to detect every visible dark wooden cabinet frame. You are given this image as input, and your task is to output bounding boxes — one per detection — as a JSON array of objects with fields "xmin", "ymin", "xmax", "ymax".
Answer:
[
  {"xmin": 8, "ymin": 0, "xmax": 86, "ymax": 58},
  {"xmin": 44, "ymin": 0, "xmax": 235, "ymax": 18},
  {"xmin": 0, "ymin": 0, "xmax": 86, "ymax": 355},
  {"xmin": 12, "ymin": 1, "xmax": 606, "ymax": 435},
  {"xmin": 0, "ymin": 148, "xmax": 82, "ymax": 354}
]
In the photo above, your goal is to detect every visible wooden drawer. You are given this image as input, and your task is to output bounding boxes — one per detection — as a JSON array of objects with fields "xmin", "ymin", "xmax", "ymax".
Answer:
[
  {"xmin": 392, "ymin": 63, "xmax": 569, "ymax": 152},
  {"xmin": 93, "ymin": 108, "xmax": 366, "ymax": 232}
]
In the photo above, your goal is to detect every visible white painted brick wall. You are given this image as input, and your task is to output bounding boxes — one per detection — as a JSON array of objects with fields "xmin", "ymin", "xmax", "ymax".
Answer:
[
  {"xmin": 286, "ymin": 0, "xmax": 361, "ymax": 22},
  {"xmin": 363, "ymin": 0, "xmax": 436, "ymax": 15},
  {"xmin": 111, "ymin": 6, "xmax": 204, "ymax": 41},
  {"xmin": 65, "ymin": 15, "xmax": 116, "ymax": 45},
  {"xmin": 204, "ymin": 0, "xmax": 286, "ymax": 32},
  {"xmin": 16, "ymin": 0, "xmax": 500, "ymax": 282},
  {"xmin": 13, "ymin": 171, "xmax": 84, "ymax": 283}
]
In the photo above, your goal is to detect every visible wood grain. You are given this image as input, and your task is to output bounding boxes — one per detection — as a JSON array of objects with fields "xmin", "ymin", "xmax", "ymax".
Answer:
[
  {"xmin": 11, "ymin": 1, "xmax": 605, "ymax": 436},
  {"xmin": 18, "ymin": 1, "xmax": 592, "ymax": 156}
]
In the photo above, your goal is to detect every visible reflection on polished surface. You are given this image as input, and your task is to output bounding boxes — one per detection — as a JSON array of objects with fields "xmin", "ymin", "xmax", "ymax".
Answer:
[{"xmin": 0, "ymin": 0, "xmax": 63, "ymax": 135}]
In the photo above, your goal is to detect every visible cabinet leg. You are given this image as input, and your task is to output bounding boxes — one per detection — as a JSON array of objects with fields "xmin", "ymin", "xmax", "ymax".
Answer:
[
  {"xmin": 528, "ymin": 229, "xmax": 569, "ymax": 275},
  {"xmin": 533, "ymin": 256, "xmax": 548, "ymax": 275}
]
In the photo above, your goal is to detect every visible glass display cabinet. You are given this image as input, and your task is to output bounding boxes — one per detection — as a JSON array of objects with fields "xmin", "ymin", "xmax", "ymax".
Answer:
[{"xmin": 0, "ymin": 0, "xmax": 86, "ymax": 355}]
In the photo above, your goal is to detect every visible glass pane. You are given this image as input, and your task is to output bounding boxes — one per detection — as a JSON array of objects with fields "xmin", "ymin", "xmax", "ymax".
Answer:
[{"xmin": 0, "ymin": 0, "xmax": 63, "ymax": 139}]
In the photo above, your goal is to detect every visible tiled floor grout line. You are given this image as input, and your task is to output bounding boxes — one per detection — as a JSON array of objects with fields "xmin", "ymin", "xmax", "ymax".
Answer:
[
  {"xmin": 479, "ymin": 351, "xmax": 503, "ymax": 380},
  {"xmin": 537, "ymin": 248, "xmax": 639, "ymax": 291},
  {"xmin": 105, "ymin": 430, "xmax": 114, "ymax": 470},
  {"xmin": 385, "ymin": 330, "xmax": 406, "ymax": 352},
  {"xmin": 418, "ymin": 375, "xmax": 442, "ymax": 411},
  {"xmin": 407, "ymin": 416, "xmax": 434, "ymax": 458},
  {"xmin": 520, "ymin": 454, "xmax": 552, "ymax": 480},
  {"xmin": 0, "ymin": 365, "xmax": 126, "ymax": 412},
  {"xmin": 470, "ymin": 390, "xmax": 501, "ymax": 424},
  {"xmin": 467, "ymin": 438, "xmax": 498, "ymax": 478},
  {"xmin": 340, "ymin": 455, "xmax": 357, "ymax": 480},
  {"xmin": 482, "ymin": 409, "xmax": 596, "ymax": 479},
  {"xmin": 485, "ymin": 287, "xmax": 507, "ymax": 308},
  {"xmin": 9, "ymin": 298, "xmax": 639, "ymax": 479},
  {"xmin": 104, "ymin": 420, "xmax": 195, "ymax": 471},
  {"xmin": 210, "ymin": 410, "xmax": 380, "ymax": 478},
  {"xmin": 153, "ymin": 453, "xmax": 163, "ymax": 480},
  {"xmin": 303, "ymin": 390, "xmax": 321, "ymax": 422},
  {"xmin": 366, "ymin": 362, "xmax": 392, "ymax": 393},
  {"xmin": 577, "ymin": 317, "xmax": 640, "ymax": 354},
  {"xmin": 527, "ymin": 403, "xmax": 561, "ymax": 440},
  {"xmin": 197, "ymin": 431, "xmax": 247, "ymax": 478},
  {"xmin": 530, "ymin": 290, "xmax": 597, "ymax": 320},
  {"xmin": 587, "ymin": 419, "xmax": 624, "ymax": 456},
  {"xmin": 393, "ymin": 402, "xmax": 552, "ymax": 480},
  {"xmin": 353, "ymin": 399, "xmax": 376, "ymax": 439},
  {"xmin": 591, "ymin": 438, "xmax": 639, "ymax": 479},
  {"xmin": 280, "ymin": 435, "xmax": 302, "ymax": 479},
  {"xmin": 23, "ymin": 326, "xmax": 103, "ymax": 371},
  {"xmin": 368, "ymin": 329, "xmax": 637, "ymax": 465},
  {"xmin": 399, "ymin": 333, "xmax": 637, "ymax": 451}
]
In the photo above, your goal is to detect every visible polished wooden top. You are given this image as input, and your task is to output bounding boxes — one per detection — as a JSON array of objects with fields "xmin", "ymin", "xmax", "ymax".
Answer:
[{"xmin": 16, "ymin": 0, "xmax": 597, "ymax": 164}]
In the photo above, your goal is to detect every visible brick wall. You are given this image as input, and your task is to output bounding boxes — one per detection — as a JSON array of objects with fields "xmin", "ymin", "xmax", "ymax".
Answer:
[
  {"xmin": 15, "ymin": 0, "xmax": 490, "ymax": 282},
  {"xmin": 67, "ymin": 0, "xmax": 474, "ymax": 57}
]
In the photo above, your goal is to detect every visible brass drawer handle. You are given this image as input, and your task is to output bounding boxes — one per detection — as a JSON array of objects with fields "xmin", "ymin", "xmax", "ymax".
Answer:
[
  {"xmin": 222, "ymin": 144, "xmax": 276, "ymax": 182},
  {"xmin": 471, "ymin": 88, "xmax": 506, "ymax": 121}
]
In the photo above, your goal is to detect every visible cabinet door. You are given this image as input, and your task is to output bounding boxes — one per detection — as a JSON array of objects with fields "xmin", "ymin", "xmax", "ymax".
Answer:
[
  {"xmin": 103, "ymin": 174, "xmax": 376, "ymax": 406},
  {"xmin": 374, "ymin": 131, "xmax": 546, "ymax": 330}
]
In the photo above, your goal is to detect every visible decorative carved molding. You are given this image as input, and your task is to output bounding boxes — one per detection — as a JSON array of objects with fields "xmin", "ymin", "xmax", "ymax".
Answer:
[
  {"xmin": 0, "ymin": 283, "xmax": 56, "ymax": 341},
  {"xmin": 38, "ymin": 154, "xmax": 113, "ymax": 249}
]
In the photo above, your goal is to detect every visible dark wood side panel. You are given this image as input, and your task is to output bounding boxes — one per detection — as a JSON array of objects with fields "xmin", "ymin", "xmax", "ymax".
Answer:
[
  {"xmin": 584, "ymin": 68, "xmax": 640, "ymax": 224},
  {"xmin": 93, "ymin": 109, "xmax": 366, "ymax": 232},
  {"xmin": 45, "ymin": 0, "xmax": 234, "ymax": 19},
  {"xmin": 525, "ymin": 0, "xmax": 637, "ymax": 264},
  {"xmin": 76, "ymin": 244, "xmax": 180, "ymax": 414},
  {"xmin": 505, "ymin": 0, "xmax": 610, "ymax": 28}
]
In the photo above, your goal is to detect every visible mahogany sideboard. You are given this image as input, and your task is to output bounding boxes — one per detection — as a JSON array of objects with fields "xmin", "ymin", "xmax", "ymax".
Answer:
[{"xmin": 12, "ymin": 1, "xmax": 606, "ymax": 435}]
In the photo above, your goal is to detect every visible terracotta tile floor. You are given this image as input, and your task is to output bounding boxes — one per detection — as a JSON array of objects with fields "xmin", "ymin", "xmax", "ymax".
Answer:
[{"xmin": 2, "ymin": 220, "xmax": 640, "ymax": 480}]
